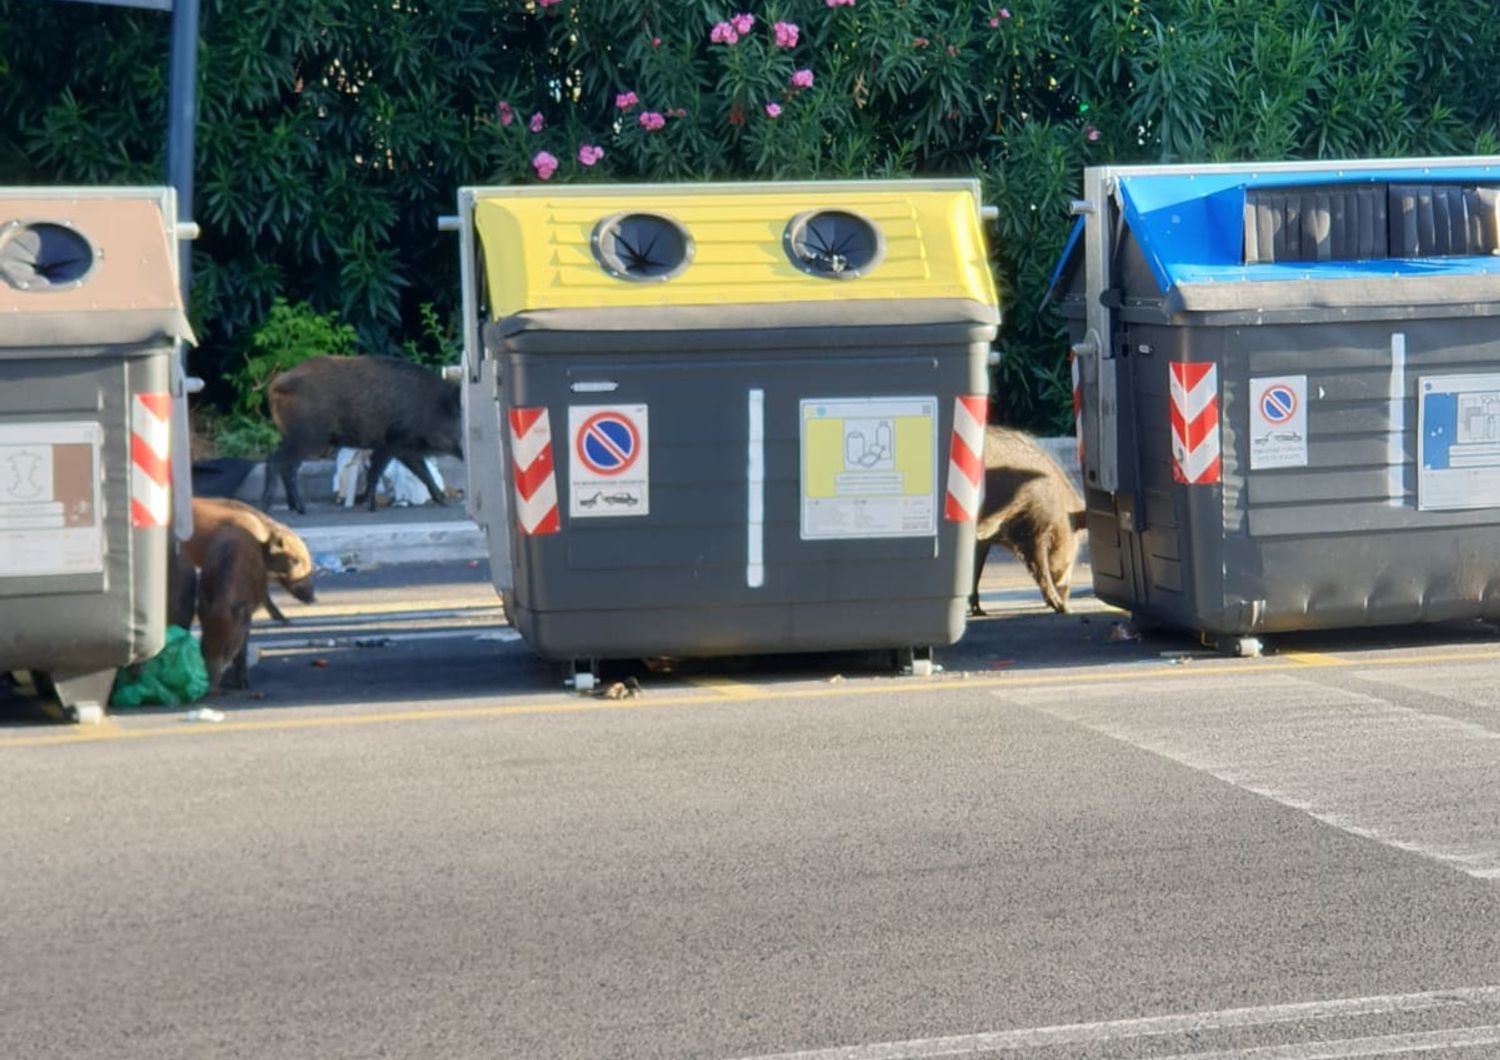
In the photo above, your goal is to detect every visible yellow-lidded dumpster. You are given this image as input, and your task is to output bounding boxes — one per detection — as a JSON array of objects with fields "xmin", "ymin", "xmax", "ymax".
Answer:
[
  {"xmin": 454, "ymin": 180, "xmax": 1000, "ymax": 677},
  {"xmin": 0, "ymin": 187, "xmax": 194, "ymax": 717}
]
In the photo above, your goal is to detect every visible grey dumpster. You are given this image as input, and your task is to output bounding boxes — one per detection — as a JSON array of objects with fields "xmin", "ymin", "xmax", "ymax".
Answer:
[
  {"xmin": 1055, "ymin": 157, "xmax": 1500, "ymax": 650},
  {"xmin": 454, "ymin": 181, "xmax": 1000, "ymax": 679},
  {"xmin": 0, "ymin": 187, "xmax": 195, "ymax": 716}
]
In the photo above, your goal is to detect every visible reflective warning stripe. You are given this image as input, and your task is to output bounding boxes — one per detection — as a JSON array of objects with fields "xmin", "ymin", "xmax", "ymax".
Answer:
[
  {"xmin": 943, "ymin": 395, "xmax": 987, "ymax": 522},
  {"xmin": 1169, "ymin": 362, "xmax": 1221, "ymax": 485},
  {"xmin": 509, "ymin": 407, "xmax": 560, "ymax": 536},
  {"xmin": 130, "ymin": 393, "xmax": 171, "ymax": 529}
]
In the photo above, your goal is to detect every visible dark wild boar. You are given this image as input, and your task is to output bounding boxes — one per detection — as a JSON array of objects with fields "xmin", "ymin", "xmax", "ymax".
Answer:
[
  {"xmin": 197, "ymin": 525, "xmax": 268, "ymax": 693},
  {"xmin": 971, "ymin": 426, "xmax": 1087, "ymax": 616},
  {"xmin": 183, "ymin": 496, "xmax": 315, "ymax": 622},
  {"xmin": 261, "ymin": 355, "xmax": 463, "ymax": 514}
]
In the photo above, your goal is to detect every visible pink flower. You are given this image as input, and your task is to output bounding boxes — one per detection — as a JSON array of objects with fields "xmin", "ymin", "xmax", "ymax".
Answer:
[
  {"xmin": 496, "ymin": 101, "xmax": 514, "ymax": 127},
  {"xmin": 639, "ymin": 111, "xmax": 666, "ymax": 131},
  {"xmin": 651, "ymin": 36, "xmax": 662, "ymax": 48},
  {"xmin": 790, "ymin": 69, "xmax": 814, "ymax": 90},
  {"xmin": 532, "ymin": 151, "xmax": 559, "ymax": 180},
  {"xmin": 537, "ymin": 0, "xmax": 561, "ymax": 6},
  {"xmin": 730, "ymin": 12, "xmax": 754, "ymax": 35},
  {"xmin": 774, "ymin": 21, "xmax": 799, "ymax": 48},
  {"xmin": 1085, "ymin": 125, "xmax": 1100, "ymax": 142},
  {"xmin": 765, "ymin": 102, "xmax": 782, "ymax": 118},
  {"xmin": 709, "ymin": 21, "xmax": 740, "ymax": 45},
  {"xmin": 825, "ymin": 0, "xmax": 855, "ymax": 7},
  {"xmin": 528, "ymin": 112, "xmax": 545, "ymax": 133},
  {"xmin": 913, "ymin": 37, "xmax": 929, "ymax": 48},
  {"xmin": 578, "ymin": 144, "xmax": 605, "ymax": 166},
  {"xmin": 615, "ymin": 91, "xmax": 639, "ymax": 111},
  {"xmin": 999, "ymin": 7, "xmax": 1011, "ymax": 17},
  {"xmin": 988, "ymin": 17, "xmax": 1000, "ymax": 27}
]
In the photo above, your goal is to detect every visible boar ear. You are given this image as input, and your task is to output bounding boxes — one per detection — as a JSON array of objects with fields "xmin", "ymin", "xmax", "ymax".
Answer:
[{"xmin": 1069, "ymin": 510, "xmax": 1088, "ymax": 532}]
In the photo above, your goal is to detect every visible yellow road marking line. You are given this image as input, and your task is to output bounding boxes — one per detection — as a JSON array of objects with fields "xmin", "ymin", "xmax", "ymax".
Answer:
[
  {"xmin": 294, "ymin": 600, "xmax": 502, "ymax": 620},
  {"xmin": 5, "ymin": 644, "xmax": 1499, "ymax": 751},
  {"xmin": 1282, "ymin": 651, "xmax": 1349, "ymax": 668},
  {"xmin": 682, "ymin": 676, "xmax": 770, "ymax": 700}
]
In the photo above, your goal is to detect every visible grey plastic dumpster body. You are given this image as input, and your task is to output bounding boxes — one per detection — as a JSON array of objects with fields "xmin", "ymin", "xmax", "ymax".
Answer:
[
  {"xmin": 0, "ymin": 188, "xmax": 194, "ymax": 711},
  {"xmin": 1056, "ymin": 158, "xmax": 1500, "ymax": 640},
  {"xmin": 455, "ymin": 181, "xmax": 1000, "ymax": 666}
]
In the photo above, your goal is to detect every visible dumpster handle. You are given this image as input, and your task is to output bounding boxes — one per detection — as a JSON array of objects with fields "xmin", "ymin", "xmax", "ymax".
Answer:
[
  {"xmin": 437, "ymin": 215, "xmax": 461, "ymax": 232},
  {"xmin": 176, "ymin": 221, "xmax": 201, "ymax": 241},
  {"xmin": 980, "ymin": 205, "xmax": 998, "ymax": 222}
]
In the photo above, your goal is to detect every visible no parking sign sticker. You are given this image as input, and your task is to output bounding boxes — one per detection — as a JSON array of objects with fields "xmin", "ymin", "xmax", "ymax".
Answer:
[
  {"xmin": 1249, "ymin": 375, "xmax": 1307, "ymax": 470},
  {"xmin": 568, "ymin": 404, "xmax": 649, "ymax": 517}
]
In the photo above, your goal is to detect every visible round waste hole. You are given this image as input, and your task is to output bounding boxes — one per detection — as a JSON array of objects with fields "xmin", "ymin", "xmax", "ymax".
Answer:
[
  {"xmin": 0, "ymin": 221, "xmax": 97, "ymax": 291},
  {"xmin": 783, "ymin": 210, "xmax": 885, "ymax": 279},
  {"xmin": 590, "ymin": 213, "xmax": 694, "ymax": 282}
]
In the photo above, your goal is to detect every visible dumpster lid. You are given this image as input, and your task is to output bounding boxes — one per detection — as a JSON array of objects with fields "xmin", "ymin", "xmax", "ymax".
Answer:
[
  {"xmin": 1047, "ymin": 159, "xmax": 1500, "ymax": 312},
  {"xmin": 464, "ymin": 180, "xmax": 998, "ymax": 319},
  {"xmin": 0, "ymin": 190, "xmax": 195, "ymax": 347}
]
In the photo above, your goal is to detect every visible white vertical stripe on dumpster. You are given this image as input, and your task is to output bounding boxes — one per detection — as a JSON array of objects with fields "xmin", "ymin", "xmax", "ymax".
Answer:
[
  {"xmin": 1388, "ymin": 332, "xmax": 1406, "ymax": 506},
  {"xmin": 746, "ymin": 388, "xmax": 765, "ymax": 588},
  {"xmin": 130, "ymin": 393, "xmax": 172, "ymax": 529}
]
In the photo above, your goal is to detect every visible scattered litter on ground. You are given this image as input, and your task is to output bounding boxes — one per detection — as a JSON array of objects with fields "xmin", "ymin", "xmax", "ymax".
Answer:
[
  {"xmin": 184, "ymin": 707, "xmax": 224, "ymax": 723},
  {"xmin": 601, "ymin": 677, "xmax": 642, "ymax": 700},
  {"xmin": 354, "ymin": 636, "xmax": 392, "ymax": 648},
  {"xmin": 315, "ymin": 553, "xmax": 350, "ymax": 574},
  {"xmin": 306, "ymin": 638, "xmax": 339, "ymax": 648},
  {"xmin": 988, "ymin": 659, "xmax": 1016, "ymax": 670},
  {"xmin": 475, "ymin": 630, "xmax": 522, "ymax": 642},
  {"xmin": 828, "ymin": 674, "xmax": 845, "ymax": 684},
  {"xmin": 311, "ymin": 659, "xmax": 330, "ymax": 669},
  {"xmin": 643, "ymin": 657, "xmax": 677, "ymax": 675},
  {"xmin": 110, "ymin": 627, "xmax": 210, "ymax": 708},
  {"xmin": 467, "ymin": 560, "xmax": 480, "ymax": 569},
  {"xmin": 247, "ymin": 692, "xmax": 267, "ymax": 700},
  {"xmin": 1107, "ymin": 622, "xmax": 1141, "ymax": 642}
]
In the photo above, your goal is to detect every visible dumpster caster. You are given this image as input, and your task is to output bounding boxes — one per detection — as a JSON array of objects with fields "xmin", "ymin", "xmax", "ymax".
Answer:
[
  {"xmin": 41, "ymin": 669, "xmax": 116, "ymax": 724},
  {"xmin": 896, "ymin": 646, "xmax": 935, "ymax": 677},
  {"xmin": 566, "ymin": 659, "xmax": 600, "ymax": 693},
  {"xmin": 1217, "ymin": 636, "xmax": 1263, "ymax": 659}
]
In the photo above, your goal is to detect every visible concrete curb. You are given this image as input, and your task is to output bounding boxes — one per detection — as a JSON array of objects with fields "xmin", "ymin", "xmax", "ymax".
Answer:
[
  {"xmin": 271, "ymin": 439, "xmax": 1081, "ymax": 567},
  {"xmin": 298, "ymin": 520, "xmax": 487, "ymax": 569}
]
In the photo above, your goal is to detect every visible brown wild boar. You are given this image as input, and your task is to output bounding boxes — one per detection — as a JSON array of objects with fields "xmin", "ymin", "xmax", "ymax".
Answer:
[
  {"xmin": 197, "ymin": 525, "xmax": 268, "ymax": 693},
  {"xmin": 261, "ymin": 355, "xmax": 463, "ymax": 514},
  {"xmin": 183, "ymin": 497, "xmax": 315, "ymax": 622},
  {"xmin": 167, "ymin": 544, "xmax": 198, "ymax": 630},
  {"xmin": 971, "ymin": 426, "xmax": 1087, "ymax": 615}
]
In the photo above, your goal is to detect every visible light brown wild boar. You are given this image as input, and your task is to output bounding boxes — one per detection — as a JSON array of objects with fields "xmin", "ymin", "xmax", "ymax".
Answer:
[
  {"xmin": 183, "ymin": 497, "xmax": 315, "ymax": 622},
  {"xmin": 261, "ymin": 355, "xmax": 463, "ymax": 514},
  {"xmin": 197, "ymin": 525, "xmax": 268, "ymax": 693},
  {"xmin": 971, "ymin": 426, "xmax": 1087, "ymax": 615}
]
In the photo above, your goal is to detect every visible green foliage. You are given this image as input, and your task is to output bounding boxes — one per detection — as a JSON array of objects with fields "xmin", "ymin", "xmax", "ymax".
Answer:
[
  {"xmin": 229, "ymin": 297, "xmax": 356, "ymax": 415},
  {"xmin": 399, "ymin": 303, "xmax": 461, "ymax": 371},
  {"xmin": 4, "ymin": 0, "xmax": 1500, "ymax": 428}
]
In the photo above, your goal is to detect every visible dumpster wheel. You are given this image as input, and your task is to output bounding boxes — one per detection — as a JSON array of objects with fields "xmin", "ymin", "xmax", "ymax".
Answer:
[
  {"xmin": 1212, "ymin": 635, "xmax": 1264, "ymax": 659},
  {"xmin": 894, "ymin": 646, "xmax": 935, "ymax": 678},
  {"xmin": 567, "ymin": 658, "xmax": 600, "ymax": 694}
]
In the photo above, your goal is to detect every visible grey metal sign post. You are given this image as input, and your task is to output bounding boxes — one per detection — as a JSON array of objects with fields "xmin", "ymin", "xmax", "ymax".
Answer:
[{"xmin": 54, "ymin": 0, "xmax": 201, "ymax": 539}]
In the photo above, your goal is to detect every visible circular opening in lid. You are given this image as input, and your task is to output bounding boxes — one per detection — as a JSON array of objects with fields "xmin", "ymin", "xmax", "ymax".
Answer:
[
  {"xmin": 783, "ymin": 210, "xmax": 885, "ymax": 279},
  {"xmin": 0, "ymin": 221, "xmax": 97, "ymax": 291},
  {"xmin": 591, "ymin": 212, "xmax": 694, "ymax": 282}
]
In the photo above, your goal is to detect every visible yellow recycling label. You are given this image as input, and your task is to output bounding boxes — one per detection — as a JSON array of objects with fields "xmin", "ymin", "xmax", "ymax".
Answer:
[{"xmin": 800, "ymin": 396, "xmax": 938, "ymax": 540}]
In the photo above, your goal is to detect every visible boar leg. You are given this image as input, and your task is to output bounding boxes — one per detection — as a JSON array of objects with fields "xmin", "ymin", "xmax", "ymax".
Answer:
[
  {"xmin": 263, "ymin": 593, "xmax": 289, "ymax": 624},
  {"xmin": 1023, "ymin": 535, "xmax": 1069, "ymax": 614},
  {"xmin": 969, "ymin": 539, "xmax": 991, "ymax": 616},
  {"xmin": 358, "ymin": 447, "xmax": 395, "ymax": 510},
  {"xmin": 397, "ymin": 452, "xmax": 448, "ymax": 506},
  {"xmin": 263, "ymin": 444, "xmax": 307, "ymax": 514}
]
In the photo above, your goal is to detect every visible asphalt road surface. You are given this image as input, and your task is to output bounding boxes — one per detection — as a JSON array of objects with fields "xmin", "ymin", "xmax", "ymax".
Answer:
[{"xmin": 4, "ymin": 557, "xmax": 1500, "ymax": 1059}]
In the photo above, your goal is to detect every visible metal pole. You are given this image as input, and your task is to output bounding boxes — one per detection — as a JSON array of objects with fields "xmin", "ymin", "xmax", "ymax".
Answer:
[{"xmin": 164, "ymin": 0, "xmax": 199, "ymax": 298}]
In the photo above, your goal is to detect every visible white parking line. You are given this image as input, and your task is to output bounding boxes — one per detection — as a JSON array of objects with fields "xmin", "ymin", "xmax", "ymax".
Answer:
[{"xmin": 726, "ymin": 985, "xmax": 1500, "ymax": 1060}]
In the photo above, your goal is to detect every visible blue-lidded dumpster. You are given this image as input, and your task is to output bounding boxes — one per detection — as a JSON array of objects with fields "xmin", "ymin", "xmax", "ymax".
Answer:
[{"xmin": 1053, "ymin": 157, "xmax": 1500, "ymax": 651}]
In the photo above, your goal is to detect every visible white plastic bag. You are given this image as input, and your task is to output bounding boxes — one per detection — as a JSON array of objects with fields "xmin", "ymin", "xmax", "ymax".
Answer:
[{"xmin": 332, "ymin": 448, "xmax": 445, "ymax": 507}]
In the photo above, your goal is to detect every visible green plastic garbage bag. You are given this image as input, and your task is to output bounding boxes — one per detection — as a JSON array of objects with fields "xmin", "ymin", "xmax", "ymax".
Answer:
[{"xmin": 110, "ymin": 626, "xmax": 210, "ymax": 708}]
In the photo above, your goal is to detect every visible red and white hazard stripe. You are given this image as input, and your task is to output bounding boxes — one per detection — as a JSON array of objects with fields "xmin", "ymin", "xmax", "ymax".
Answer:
[
  {"xmin": 509, "ymin": 407, "xmax": 560, "ymax": 536},
  {"xmin": 1169, "ymin": 362, "xmax": 1221, "ymax": 485},
  {"xmin": 1070, "ymin": 349, "xmax": 1084, "ymax": 467},
  {"xmin": 943, "ymin": 395, "xmax": 987, "ymax": 522},
  {"xmin": 130, "ymin": 393, "xmax": 171, "ymax": 529}
]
